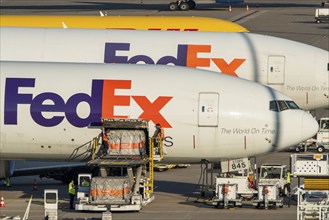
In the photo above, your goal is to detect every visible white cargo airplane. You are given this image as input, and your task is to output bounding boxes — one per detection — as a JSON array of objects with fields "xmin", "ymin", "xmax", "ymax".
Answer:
[
  {"xmin": 1, "ymin": 28, "xmax": 328, "ymax": 110},
  {"xmin": 0, "ymin": 62, "xmax": 318, "ymax": 179}
]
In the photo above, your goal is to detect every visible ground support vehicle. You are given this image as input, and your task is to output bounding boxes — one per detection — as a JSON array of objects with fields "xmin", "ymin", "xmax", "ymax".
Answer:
[
  {"xmin": 315, "ymin": 8, "xmax": 329, "ymax": 23},
  {"xmin": 75, "ymin": 119, "xmax": 163, "ymax": 212},
  {"xmin": 291, "ymin": 154, "xmax": 329, "ymax": 220},
  {"xmin": 168, "ymin": 0, "xmax": 196, "ymax": 11},
  {"xmin": 253, "ymin": 183, "xmax": 283, "ymax": 209},
  {"xmin": 44, "ymin": 189, "xmax": 58, "ymax": 220},
  {"xmin": 210, "ymin": 158, "xmax": 257, "ymax": 208},
  {"xmin": 297, "ymin": 189, "xmax": 329, "ymax": 220},
  {"xmin": 253, "ymin": 164, "xmax": 288, "ymax": 209},
  {"xmin": 315, "ymin": 118, "xmax": 329, "ymax": 153}
]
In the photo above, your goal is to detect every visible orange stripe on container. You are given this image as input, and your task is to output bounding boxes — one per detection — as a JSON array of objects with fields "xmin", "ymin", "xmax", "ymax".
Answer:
[
  {"xmin": 90, "ymin": 188, "xmax": 130, "ymax": 196},
  {"xmin": 109, "ymin": 143, "xmax": 120, "ymax": 150},
  {"xmin": 109, "ymin": 142, "xmax": 145, "ymax": 150}
]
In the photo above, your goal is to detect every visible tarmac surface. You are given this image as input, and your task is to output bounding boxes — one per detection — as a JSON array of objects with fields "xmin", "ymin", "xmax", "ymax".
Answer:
[
  {"xmin": 0, "ymin": 0, "xmax": 328, "ymax": 219},
  {"xmin": 0, "ymin": 151, "xmax": 315, "ymax": 220},
  {"xmin": 0, "ymin": 0, "xmax": 328, "ymax": 52}
]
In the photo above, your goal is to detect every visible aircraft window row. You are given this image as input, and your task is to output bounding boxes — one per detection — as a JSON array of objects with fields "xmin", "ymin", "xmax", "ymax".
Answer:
[{"xmin": 269, "ymin": 100, "xmax": 300, "ymax": 112}]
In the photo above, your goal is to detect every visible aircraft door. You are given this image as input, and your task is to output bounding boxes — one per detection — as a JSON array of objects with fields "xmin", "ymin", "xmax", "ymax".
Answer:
[
  {"xmin": 267, "ymin": 56, "xmax": 285, "ymax": 85},
  {"xmin": 198, "ymin": 93, "xmax": 219, "ymax": 127}
]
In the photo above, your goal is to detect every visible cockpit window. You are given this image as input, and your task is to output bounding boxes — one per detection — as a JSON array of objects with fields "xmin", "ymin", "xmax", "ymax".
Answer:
[
  {"xmin": 270, "ymin": 100, "xmax": 299, "ymax": 112},
  {"xmin": 270, "ymin": 101, "xmax": 279, "ymax": 112},
  {"xmin": 277, "ymin": 101, "xmax": 289, "ymax": 111},
  {"xmin": 286, "ymin": 101, "xmax": 300, "ymax": 109}
]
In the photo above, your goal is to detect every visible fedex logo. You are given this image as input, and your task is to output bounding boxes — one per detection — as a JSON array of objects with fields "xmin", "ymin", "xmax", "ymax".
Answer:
[
  {"xmin": 104, "ymin": 43, "xmax": 246, "ymax": 76},
  {"xmin": 4, "ymin": 78, "xmax": 173, "ymax": 128}
]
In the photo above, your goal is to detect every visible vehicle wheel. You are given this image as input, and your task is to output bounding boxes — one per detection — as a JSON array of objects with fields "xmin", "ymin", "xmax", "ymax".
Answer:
[
  {"xmin": 316, "ymin": 19, "xmax": 321, "ymax": 23},
  {"xmin": 284, "ymin": 186, "xmax": 288, "ymax": 196},
  {"xmin": 179, "ymin": 2, "xmax": 189, "ymax": 11},
  {"xmin": 187, "ymin": 0, "xmax": 196, "ymax": 9},
  {"xmin": 295, "ymin": 147, "xmax": 300, "ymax": 152},
  {"xmin": 279, "ymin": 187, "xmax": 287, "ymax": 196},
  {"xmin": 317, "ymin": 146, "xmax": 325, "ymax": 153},
  {"xmin": 168, "ymin": 2, "xmax": 178, "ymax": 11}
]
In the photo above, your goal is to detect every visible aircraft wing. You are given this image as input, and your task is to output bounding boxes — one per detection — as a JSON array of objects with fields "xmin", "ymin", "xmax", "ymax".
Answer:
[{"xmin": 13, "ymin": 161, "xmax": 90, "ymax": 183}]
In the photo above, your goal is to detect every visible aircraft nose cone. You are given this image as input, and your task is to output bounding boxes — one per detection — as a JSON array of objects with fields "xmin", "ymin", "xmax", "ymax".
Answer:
[{"xmin": 301, "ymin": 113, "xmax": 319, "ymax": 141}]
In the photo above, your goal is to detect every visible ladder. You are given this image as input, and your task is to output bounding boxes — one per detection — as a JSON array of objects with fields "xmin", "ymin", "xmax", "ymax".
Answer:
[{"xmin": 145, "ymin": 137, "xmax": 164, "ymax": 194}]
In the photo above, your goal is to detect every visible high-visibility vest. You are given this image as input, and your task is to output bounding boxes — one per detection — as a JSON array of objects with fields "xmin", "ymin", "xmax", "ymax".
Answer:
[
  {"xmin": 287, "ymin": 172, "xmax": 291, "ymax": 184},
  {"xmin": 102, "ymin": 135, "xmax": 109, "ymax": 142},
  {"xmin": 81, "ymin": 180, "xmax": 89, "ymax": 187},
  {"xmin": 68, "ymin": 182, "xmax": 76, "ymax": 195},
  {"xmin": 4, "ymin": 177, "xmax": 10, "ymax": 187}
]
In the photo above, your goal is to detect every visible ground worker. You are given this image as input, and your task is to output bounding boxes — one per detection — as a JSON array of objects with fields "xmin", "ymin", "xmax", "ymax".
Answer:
[
  {"xmin": 68, "ymin": 180, "xmax": 76, "ymax": 209},
  {"xmin": 81, "ymin": 177, "xmax": 90, "ymax": 187},
  {"xmin": 286, "ymin": 170, "xmax": 291, "ymax": 193},
  {"xmin": 3, "ymin": 177, "xmax": 11, "ymax": 187},
  {"xmin": 153, "ymin": 123, "xmax": 164, "ymax": 150},
  {"xmin": 102, "ymin": 129, "xmax": 110, "ymax": 155},
  {"xmin": 286, "ymin": 169, "xmax": 292, "ymax": 207},
  {"xmin": 153, "ymin": 123, "xmax": 164, "ymax": 139}
]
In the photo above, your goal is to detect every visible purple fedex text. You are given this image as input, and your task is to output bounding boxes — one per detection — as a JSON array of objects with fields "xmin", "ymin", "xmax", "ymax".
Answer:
[
  {"xmin": 4, "ymin": 78, "xmax": 103, "ymax": 128},
  {"xmin": 4, "ymin": 78, "xmax": 173, "ymax": 128},
  {"xmin": 104, "ymin": 42, "xmax": 187, "ymax": 65}
]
